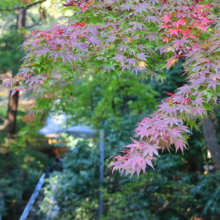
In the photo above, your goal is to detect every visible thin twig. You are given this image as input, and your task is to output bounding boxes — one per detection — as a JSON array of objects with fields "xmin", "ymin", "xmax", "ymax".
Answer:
[
  {"xmin": 0, "ymin": 119, "xmax": 8, "ymax": 130},
  {"xmin": 153, "ymin": 200, "xmax": 187, "ymax": 220},
  {"xmin": 137, "ymin": 185, "xmax": 149, "ymax": 220},
  {"xmin": 0, "ymin": 115, "xmax": 6, "ymax": 121},
  {"xmin": 26, "ymin": 17, "xmax": 42, "ymax": 29}
]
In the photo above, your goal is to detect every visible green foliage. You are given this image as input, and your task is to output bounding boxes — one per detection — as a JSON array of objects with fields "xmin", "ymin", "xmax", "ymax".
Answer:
[
  {"xmin": 41, "ymin": 122, "xmax": 220, "ymax": 220},
  {"xmin": 0, "ymin": 106, "xmax": 52, "ymax": 219},
  {"xmin": 150, "ymin": 59, "xmax": 186, "ymax": 99},
  {"xmin": 191, "ymin": 171, "xmax": 220, "ymax": 216},
  {"xmin": 40, "ymin": 140, "xmax": 100, "ymax": 220},
  {"xmin": 1, "ymin": 2, "xmax": 220, "ymax": 219},
  {"xmin": 0, "ymin": 1, "xmax": 70, "ymax": 219},
  {"xmin": 0, "ymin": 31, "xmax": 25, "ymax": 75},
  {"xmin": 0, "ymin": 0, "xmax": 43, "ymax": 11},
  {"xmin": 37, "ymin": 66, "xmax": 219, "ymax": 219},
  {"xmin": 49, "ymin": 71, "xmax": 158, "ymax": 129}
]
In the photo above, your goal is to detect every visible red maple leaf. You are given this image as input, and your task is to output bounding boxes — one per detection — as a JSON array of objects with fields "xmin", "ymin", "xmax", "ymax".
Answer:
[
  {"xmin": 181, "ymin": 28, "xmax": 190, "ymax": 37},
  {"xmin": 77, "ymin": 21, "xmax": 87, "ymax": 27},
  {"xmin": 168, "ymin": 28, "xmax": 180, "ymax": 36},
  {"xmin": 164, "ymin": 92, "xmax": 174, "ymax": 96},
  {"xmin": 162, "ymin": 36, "xmax": 171, "ymax": 43}
]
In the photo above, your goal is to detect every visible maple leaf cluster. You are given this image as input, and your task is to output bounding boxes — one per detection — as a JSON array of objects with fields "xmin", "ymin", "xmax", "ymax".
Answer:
[
  {"xmin": 63, "ymin": 0, "xmax": 93, "ymax": 11},
  {"xmin": 1, "ymin": 0, "xmax": 220, "ymax": 177},
  {"xmin": 160, "ymin": 1, "xmax": 215, "ymax": 67},
  {"xmin": 110, "ymin": 0, "xmax": 220, "ymax": 177}
]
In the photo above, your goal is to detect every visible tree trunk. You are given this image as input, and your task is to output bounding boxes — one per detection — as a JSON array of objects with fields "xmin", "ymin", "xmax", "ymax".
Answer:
[
  {"xmin": 202, "ymin": 118, "xmax": 220, "ymax": 169},
  {"xmin": 7, "ymin": 7, "xmax": 26, "ymax": 139},
  {"xmin": 7, "ymin": 91, "xmax": 19, "ymax": 139},
  {"xmin": 17, "ymin": 6, "xmax": 26, "ymax": 29}
]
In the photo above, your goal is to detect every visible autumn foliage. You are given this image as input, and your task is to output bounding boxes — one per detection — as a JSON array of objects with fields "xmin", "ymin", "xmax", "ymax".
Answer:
[{"xmin": 1, "ymin": 0, "xmax": 220, "ymax": 177}]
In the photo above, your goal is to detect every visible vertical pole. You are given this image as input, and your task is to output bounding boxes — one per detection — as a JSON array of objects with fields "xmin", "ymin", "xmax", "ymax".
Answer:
[
  {"xmin": 98, "ymin": 130, "xmax": 104, "ymax": 218},
  {"xmin": 0, "ymin": 192, "xmax": 3, "ymax": 220}
]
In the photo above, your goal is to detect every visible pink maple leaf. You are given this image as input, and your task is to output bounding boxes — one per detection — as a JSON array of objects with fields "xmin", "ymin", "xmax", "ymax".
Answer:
[
  {"xmin": 158, "ymin": 102, "xmax": 177, "ymax": 116},
  {"xmin": 173, "ymin": 37, "xmax": 189, "ymax": 47},
  {"xmin": 192, "ymin": 95, "xmax": 204, "ymax": 107},
  {"xmin": 163, "ymin": 117, "xmax": 181, "ymax": 127},
  {"xmin": 173, "ymin": 18, "xmax": 186, "ymax": 27},
  {"xmin": 143, "ymin": 143, "xmax": 160, "ymax": 157},
  {"xmin": 168, "ymin": 28, "xmax": 180, "ymax": 36},
  {"xmin": 162, "ymin": 15, "xmax": 171, "ymax": 23},
  {"xmin": 173, "ymin": 139, "xmax": 187, "ymax": 154},
  {"xmin": 176, "ymin": 104, "xmax": 189, "ymax": 114},
  {"xmin": 161, "ymin": 23, "xmax": 171, "ymax": 30},
  {"xmin": 200, "ymin": 17, "xmax": 214, "ymax": 24}
]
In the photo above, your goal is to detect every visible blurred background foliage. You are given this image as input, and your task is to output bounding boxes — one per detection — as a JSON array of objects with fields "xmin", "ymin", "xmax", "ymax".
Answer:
[
  {"xmin": 0, "ymin": 1, "xmax": 220, "ymax": 220},
  {"xmin": 39, "ymin": 67, "xmax": 220, "ymax": 220}
]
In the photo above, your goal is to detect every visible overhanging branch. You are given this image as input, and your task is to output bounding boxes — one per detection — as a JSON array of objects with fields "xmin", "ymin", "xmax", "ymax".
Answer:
[
  {"xmin": 26, "ymin": 0, "xmax": 47, "ymax": 9},
  {"xmin": 0, "ymin": 0, "xmax": 46, "ymax": 12}
]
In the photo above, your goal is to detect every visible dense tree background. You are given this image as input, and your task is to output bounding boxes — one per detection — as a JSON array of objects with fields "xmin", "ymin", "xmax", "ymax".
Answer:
[
  {"xmin": 39, "ymin": 66, "xmax": 220, "ymax": 220},
  {"xmin": 0, "ymin": 1, "xmax": 220, "ymax": 220}
]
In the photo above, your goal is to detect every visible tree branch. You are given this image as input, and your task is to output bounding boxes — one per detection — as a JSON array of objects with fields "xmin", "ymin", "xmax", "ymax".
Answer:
[
  {"xmin": 153, "ymin": 200, "xmax": 172, "ymax": 216},
  {"xmin": 153, "ymin": 201, "xmax": 187, "ymax": 220},
  {"xmin": 27, "ymin": 12, "xmax": 37, "ymax": 23},
  {"xmin": 0, "ymin": 115, "xmax": 6, "ymax": 121},
  {"xmin": 0, "ymin": 0, "xmax": 46, "ymax": 11},
  {"xmin": 26, "ymin": 17, "xmax": 42, "ymax": 29},
  {"xmin": 0, "ymin": 118, "xmax": 9, "ymax": 131},
  {"xmin": 26, "ymin": 0, "xmax": 47, "ymax": 9},
  {"xmin": 0, "ymin": 8, "xmax": 11, "ymax": 12}
]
